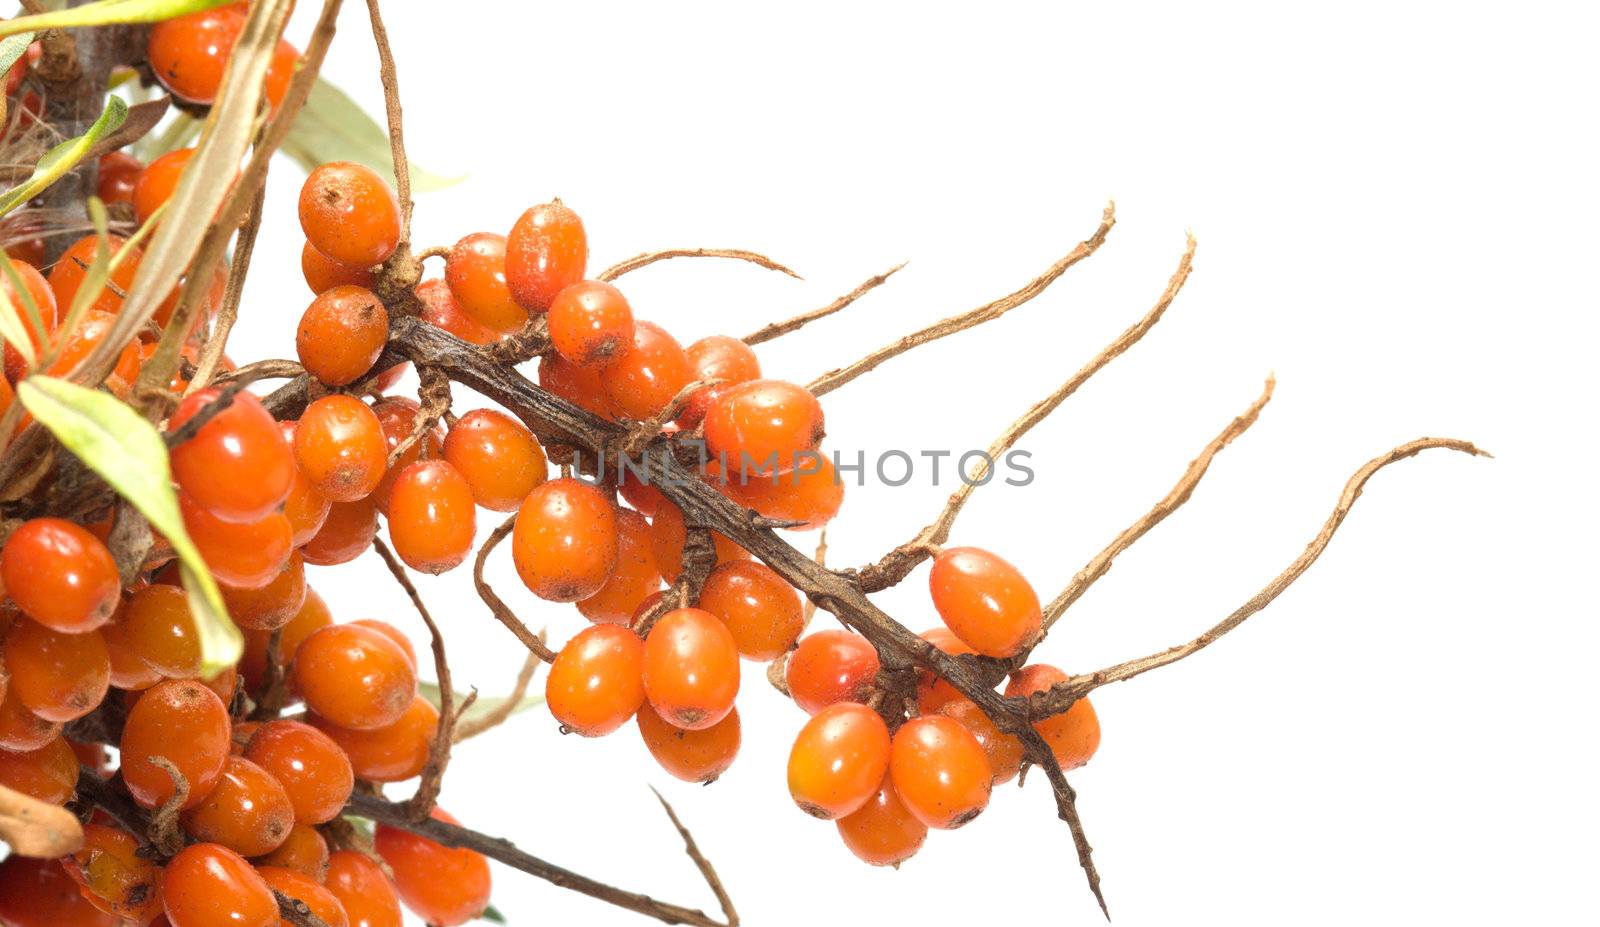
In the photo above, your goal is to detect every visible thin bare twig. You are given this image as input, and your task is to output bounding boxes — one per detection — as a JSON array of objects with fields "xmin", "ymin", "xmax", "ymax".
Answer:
[
  {"xmin": 275, "ymin": 889, "xmax": 334, "ymax": 927},
  {"xmin": 454, "ymin": 651, "xmax": 543, "ymax": 743},
  {"xmin": 363, "ymin": 0, "xmax": 411, "ymax": 237},
  {"xmin": 597, "ymin": 248, "xmax": 801, "ymax": 283},
  {"xmin": 650, "ymin": 787, "xmax": 740, "ymax": 927},
  {"xmin": 187, "ymin": 182, "xmax": 267, "ymax": 393},
  {"xmin": 743, "ymin": 262, "xmax": 905, "ymax": 345},
  {"xmin": 473, "ymin": 514, "xmax": 559, "ymax": 662}
]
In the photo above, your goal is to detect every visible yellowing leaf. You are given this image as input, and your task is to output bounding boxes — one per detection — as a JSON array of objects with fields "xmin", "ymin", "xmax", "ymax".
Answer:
[
  {"xmin": 0, "ymin": 33, "xmax": 34, "ymax": 75},
  {"xmin": 419, "ymin": 682, "xmax": 545, "ymax": 723},
  {"xmin": 283, "ymin": 77, "xmax": 464, "ymax": 192},
  {"xmin": 16, "ymin": 376, "xmax": 241, "ymax": 675},
  {"xmin": 0, "ymin": 0, "xmax": 234, "ymax": 38},
  {"xmin": 0, "ymin": 96, "xmax": 128, "ymax": 218}
]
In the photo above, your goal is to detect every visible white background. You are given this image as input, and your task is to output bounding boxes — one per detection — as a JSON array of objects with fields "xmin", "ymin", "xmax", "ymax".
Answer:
[{"xmin": 238, "ymin": 2, "xmax": 1600, "ymax": 924}]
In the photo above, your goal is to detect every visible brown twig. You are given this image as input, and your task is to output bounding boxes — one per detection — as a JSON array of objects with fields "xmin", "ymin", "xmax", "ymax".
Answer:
[
  {"xmin": 187, "ymin": 181, "xmax": 267, "ymax": 393},
  {"xmin": 363, "ymin": 0, "xmax": 411, "ymax": 238},
  {"xmin": 275, "ymin": 889, "xmax": 334, "ymax": 927},
  {"xmin": 385, "ymin": 366, "xmax": 450, "ymax": 466},
  {"xmin": 453, "ymin": 651, "xmax": 543, "ymax": 743},
  {"xmin": 650, "ymin": 787, "xmax": 740, "ymax": 927},
  {"xmin": 472, "ymin": 514, "xmax": 559, "ymax": 662},
  {"xmin": 146, "ymin": 757, "xmax": 189, "ymax": 856},
  {"xmin": 742, "ymin": 262, "xmax": 905, "ymax": 345},
  {"xmin": 597, "ymin": 248, "xmax": 800, "ymax": 283}
]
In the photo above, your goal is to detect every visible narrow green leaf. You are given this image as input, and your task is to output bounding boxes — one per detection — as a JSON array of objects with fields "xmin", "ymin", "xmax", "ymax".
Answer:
[
  {"xmin": 284, "ymin": 77, "xmax": 464, "ymax": 192},
  {"xmin": 16, "ymin": 377, "xmax": 241, "ymax": 675},
  {"xmin": 0, "ymin": 32, "xmax": 34, "ymax": 75},
  {"xmin": 480, "ymin": 904, "xmax": 507, "ymax": 925},
  {"xmin": 0, "ymin": 0, "xmax": 234, "ymax": 38},
  {"xmin": 418, "ymin": 682, "xmax": 545, "ymax": 724},
  {"xmin": 0, "ymin": 96, "xmax": 128, "ymax": 218}
]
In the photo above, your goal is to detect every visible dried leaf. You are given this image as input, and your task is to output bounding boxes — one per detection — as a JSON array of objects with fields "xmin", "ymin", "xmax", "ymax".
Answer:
[{"xmin": 419, "ymin": 682, "xmax": 544, "ymax": 725}]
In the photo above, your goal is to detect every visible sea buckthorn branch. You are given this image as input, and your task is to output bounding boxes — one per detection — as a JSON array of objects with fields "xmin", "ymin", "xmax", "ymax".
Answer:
[
  {"xmin": 452, "ymin": 650, "xmax": 542, "ymax": 743},
  {"xmin": 472, "ymin": 513, "xmax": 560, "ymax": 662},
  {"xmin": 186, "ymin": 181, "xmax": 268, "ymax": 393},
  {"xmin": 650, "ymin": 787, "xmax": 740, "ymax": 927},
  {"xmin": 275, "ymin": 889, "xmax": 335, "ymax": 927},
  {"xmin": 362, "ymin": 0, "xmax": 411, "ymax": 242},
  {"xmin": 597, "ymin": 247, "xmax": 801, "ymax": 283},
  {"xmin": 743, "ymin": 262, "xmax": 906, "ymax": 345}
]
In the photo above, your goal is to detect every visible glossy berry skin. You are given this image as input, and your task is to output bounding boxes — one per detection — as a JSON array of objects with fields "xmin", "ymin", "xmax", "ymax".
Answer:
[
  {"xmin": 835, "ymin": 773, "xmax": 928, "ymax": 867},
  {"xmin": 254, "ymin": 822, "xmax": 330, "ymax": 881},
  {"xmin": 538, "ymin": 352, "xmax": 615, "ymax": 418},
  {"xmin": 704, "ymin": 379, "xmax": 826, "ymax": 478},
  {"xmin": 258, "ymin": 867, "xmax": 349, "ymax": 927},
  {"xmin": 299, "ymin": 161, "xmax": 402, "ymax": 267},
  {"xmin": 350, "ymin": 619, "xmax": 417, "ymax": 668},
  {"xmin": 929, "ymin": 546, "xmax": 1042, "ymax": 658},
  {"xmin": 1005, "ymin": 664, "xmax": 1101, "ymax": 771},
  {"xmin": 0, "ymin": 855, "xmax": 121, "ymax": 927},
  {"xmin": 1, "ymin": 258, "xmax": 56, "ymax": 383},
  {"xmin": 369, "ymin": 396, "xmax": 443, "ymax": 514},
  {"xmin": 2, "ymin": 618, "xmax": 109, "ymax": 722},
  {"xmin": 375, "ymin": 808, "xmax": 492, "ymax": 927},
  {"xmin": 916, "ymin": 627, "xmax": 976, "ymax": 716},
  {"xmin": 180, "ymin": 755, "xmax": 296, "ymax": 857},
  {"xmin": 168, "ymin": 388, "xmax": 295, "ymax": 524},
  {"xmin": 724, "ymin": 453, "xmax": 844, "ymax": 531},
  {"xmin": 787, "ymin": 702, "xmax": 892, "ymax": 820},
  {"xmin": 697, "ymin": 560, "xmax": 804, "ymax": 661},
  {"xmin": 0, "ymin": 734, "xmax": 78, "ymax": 803},
  {"xmin": 296, "ymin": 285, "xmax": 389, "ymax": 387},
  {"xmin": 575, "ymin": 509, "xmax": 660, "ymax": 625},
  {"xmin": 0, "ymin": 687, "xmax": 62, "ymax": 751},
  {"xmin": 442, "ymin": 408, "xmax": 547, "ymax": 511},
  {"xmin": 642, "ymin": 608, "xmax": 740, "ymax": 731},
  {"xmin": 511, "ymin": 477, "xmax": 619, "ymax": 603},
  {"xmin": 96, "ymin": 150, "xmax": 143, "ymax": 204},
  {"xmin": 647, "ymin": 501, "xmax": 749, "ymax": 583},
  {"xmin": 180, "ymin": 494, "xmax": 293, "ymax": 589},
  {"xmin": 63, "ymin": 822, "xmax": 163, "ymax": 922},
  {"xmin": 940, "ymin": 698, "xmax": 1025, "ymax": 786},
  {"xmin": 786, "ymin": 630, "xmax": 881, "ymax": 714},
  {"xmin": 325, "ymin": 850, "xmax": 403, "ymax": 927},
  {"xmin": 46, "ymin": 234, "xmax": 140, "ymax": 317},
  {"xmin": 243, "ymin": 719, "xmax": 354, "ymax": 824},
  {"xmin": 299, "ymin": 497, "xmax": 378, "ymax": 566},
  {"xmin": 617, "ymin": 468, "xmax": 666, "ymax": 516},
  {"xmin": 278, "ymin": 423, "xmax": 332, "ymax": 546},
  {"xmin": 545, "ymin": 625, "xmax": 645, "ymax": 736},
  {"xmin": 294, "ymin": 395, "xmax": 387, "ymax": 503},
  {"xmin": 889, "ymin": 715, "xmax": 992, "ymax": 829},
  {"xmin": 239, "ymin": 588, "xmax": 333, "ymax": 696},
  {"xmin": 311, "ymin": 694, "xmax": 436, "ymax": 782},
  {"xmin": 0, "ymin": 517, "xmax": 119, "ymax": 632},
  {"xmin": 222, "ymin": 550, "xmax": 307, "ymax": 632},
  {"xmin": 547, "ymin": 279, "xmax": 634, "ymax": 366},
  {"xmin": 291, "ymin": 623, "xmax": 417, "ymax": 731},
  {"xmin": 445, "ymin": 232, "xmax": 525, "ymax": 332},
  {"xmin": 123, "ymin": 582, "xmax": 202, "ymax": 678},
  {"xmin": 417, "ymin": 278, "xmax": 501, "ymax": 345},
  {"xmin": 678, "ymin": 335, "xmax": 762, "ymax": 428},
  {"xmin": 120, "ymin": 679, "xmax": 231, "ymax": 810},
  {"xmin": 47, "ymin": 310, "xmax": 144, "ymax": 393},
  {"xmin": 131, "ymin": 147, "xmax": 195, "ymax": 226},
  {"xmin": 100, "ymin": 606, "xmax": 164, "ymax": 690},
  {"xmin": 301, "ymin": 240, "xmax": 376, "ymax": 294},
  {"xmin": 162, "ymin": 843, "xmax": 278, "ymax": 927},
  {"xmin": 505, "ymin": 200, "xmax": 587, "ymax": 312},
  {"xmin": 637, "ymin": 704, "xmax": 741, "ymax": 783},
  {"xmin": 386, "ymin": 459, "xmax": 476, "ymax": 574},
  {"xmin": 147, "ymin": 7, "xmax": 243, "ymax": 103},
  {"xmin": 599, "ymin": 321, "xmax": 694, "ymax": 421}
]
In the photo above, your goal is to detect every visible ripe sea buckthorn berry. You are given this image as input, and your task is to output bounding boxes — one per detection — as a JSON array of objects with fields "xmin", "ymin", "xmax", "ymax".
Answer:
[
  {"xmin": 545, "ymin": 624, "xmax": 645, "ymax": 736},
  {"xmin": 147, "ymin": 7, "xmax": 243, "ymax": 103},
  {"xmin": 0, "ymin": 734, "xmax": 78, "ymax": 803},
  {"xmin": 301, "ymin": 240, "xmax": 375, "ymax": 294},
  {"xmin": 0, "ymin": 855, "xmax": 121, "ymax": 927},
  {"xmin": 120, "ymin": 679, "xmax": 230, "ymax": 810},
  {"xmin": 940, "ymin": 698, "xmax": 1025, "ymax": 785},
  {"xmin": 575, "ymin": 509, "xmax": 660, "ymax": 625},
  {"xmin": 96, "ymin": 150, "xmax": 143, "ymax": 204},
  {"xmin": 704, "ymin": 379, "xmax": 825, "ymax": 478},
  {"xmin": 787, "ymin": 702, "xmax": 892, "ymax": 820},
  {"xmin": 1005, "ymin": 664, "xmax": 1101, "ymax": 771},
  {"xmin": 417, "ymin": 277, "xmax": 501, "ymax": 345},
  {"xmin": 180, "ymin": 494, "xmax": 294, "ymax": 589},
  {"xmin": 294, "ymin": 395, "xmax": 388, "ymax": 503},
  {"xmin": 259, "ymin": 866, "xmax": 349, "ymax": 927},
  {"xmin": 46, "ymin": 234, "xmax": 139, "ymax": 317},
  {"xmin": 291, "ymin": 623, "xmax": 416, "ymax": 731},
  {"xmin": 697, "ymin": 560, "xmax": 803, "ymax": 661},
  {"xmin": 2, "ymin": 618, "xmax": 109, "ymax": 722},
  {"xmin": 262, "ymin": 37, "xmax": 301, "ymax": 111},
  {"xmin": 445, "ymin": 232, "xmax": 526, "ymax": 332},
  {"xmin": 511, "ymin": 477, "xmax": 619, "ymax": 603},
  {"xmin": 47, "ymin": 310, "xmax": 143, "ymax": 393},
  {"xmin": 386, "ymin": 459, "xmax": 476, "ymax": 574},
  {"xmin": 679, "ymin": 335, "xmax": 762, "ymax": 428},
  {"xmin": 375, "ymin": 808, "xmax": 492, "ymax": 927},
  {"xmin": 349, "ymin": 619, "xmax": 416, "ymax": 667},
  {"xmin": 547, "ymin": 279, "xmax": 634, "ymax": 366},
  {"xmin": 296, "ymin": 285, "xmax": 389, "ymax": 387},
  {"xmin": 617, "ymin": 467, "xmax": 666, "ymax": 516},
  {"xmin": 506, "ymin": 199, "xmax": 586, "ymax": 312},
  {"xmin": 889, "ymin": 714, "xmax": 992, "ymax": 829},
  {"xmin": 724, "ymin": 453, "xmax": 844, "ymax": 531},
  {"xmin": 637, "ymin": 704, "xmax": 741, "ymax": 783},
  {"xmin": 310, "ymin": 693, "xmax": 436, "ymax": 782},
  {"xmin": 0, "ymin": 517, "xmax": 119, "ymax": 633},
  {"xmin": 835, "ymin": 773, "xmax": 928, "ymax": 867},
  {"xmin": 222, "ymin": 550, "xmax": 307, "ymax": 632},
  {"xmin": 642, "ymin": 607, "xmax": 740, "ymax": 731},
  {"xmin": 278, "ymin": 423, "xmax": 331, "ymax": 545},
  {"xmin": 537, "ymin": 352, "xmax": 615, "ymax": 418},
  {"xmin": 2, "ymin": 258, "xmax": 58, "ymax": 382},
  {"xmin": 299, "ymin": 161, "xmax": 402, "ymax": 267},
  {"xmin": 786, "ymin": 630, "xmax": 880, "ymax": 715},
  {"xmin": 62, "ymin": 822, "xmax": 163, "ymax": 922},
  {"xmin": 244, "ymin": 719, "xmax": 354, "ymax": 824},
  {"xmin": 0, "ymin": 687, "xmax": 62, "ymax": 751},
  {"xmin": 122, "ymin": 582, "xmax": 202, "ymax": 678},
  {"xmin": 325, "ymin": 850, "xmax": 403, "ymax": 927},
  {"xmin": 299, "ymin": 497, "xmax": 378, "ymax": 566},
  {"xmin": 168, "ymin": 388, "xmax": 294, "ymax": 524},
  {"xmin": 916, "ymin": 626, "xmax": 977, "ymax": 716},
  {"xmin": 599, "ymin": 321, "xmax": 693, "ymax": 421},
  {"xmin": 254, "ymin": 822, "xmax": 330, "ymax": 881},
  {"xmin": 100, "ymin": 611, "xmax": 163, "ymax": 690},
  {"xmin": 442, "ymin": 408, "xmax": 547, "ymax": 512},
  {"xmin": 162, "ymin": 843, "xmax": 278, "ymax": 927},
  {"xmin": 369, "ymin": 396, "xmax": 443, "ymax": 514},
  {"xmin": 180, "ymin": 756, "xmax": 296, "ymax": 856},
  {"xmin": 131, "ymin": 147, "xmax": 195, "ymax": 226},
  {"xmin": 929, "ymin": 546, "xmax": 1042, "ymax": 658},
  {"xmin": 240, "ymin": 587, "xmax": 332, "ymax": 695},
  {"xmin": 647, "ymin": 501, "xmax": 748, "ymax": 583}
]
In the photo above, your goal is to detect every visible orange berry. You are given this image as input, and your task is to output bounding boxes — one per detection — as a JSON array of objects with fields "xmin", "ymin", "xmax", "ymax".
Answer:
[
  {"xmin": 147, "ymin": 7, "xmax": 244, "ymax": 103},
  {"xmin": 325, "ymin": 850, "xmax": 403, "ymax": 927},
  {"xmin": 0, "ymin": 734, "xmax": 77, "ymax": 803},
  {"xmin": 0, "ymin": 855, "xmax": 121, "ymax": 927},
  {"xmin": 46, "ymin": 234, "xmax": 138, "ymax": 317},
  {"xmin": 617, "ymin": 467, "xmax": 666, "ymax": 516},
  {"xmin": 704, "ymin": 379, "xmax": 825, "ymax": 478},
  {"xmin": 787, "ymin": 702, "xmax": 891, "ymax": 820},
  {"xmin": 0, "ymin": 517, "xmax": 119, "ymax": 633},
  {"xmin": 545, "ymin": 624, "xmax": 645, "ymax": 736},
  {"xmin": 0, "ymin": 687, "xmax": 62, "ymax": 751},
  {"xmin": 375, "ymin": 808, "xmax": 492, "ymax": 927},
  {"xmin": 180, "ymin": 755, "xmax": 296, "ymax": 856},
  {"xmin": 835, "ymin": 773, "xmax": 928, "ymax": 867},
  {"xmin": 168, "ymin": 388, "xmax": 294, "ymax": 524},
  {"xmin": 647, "ymin": 501, "xmax": 748, "ymax": 583},
  {"xmin": 637, "ymin": 704, "xmax": 741, "ymax": 783},
  {"xmin": 299, "ymin": 161, "xmax": 401, "ymax": 267},
  {"xmin": 122, "ymin": 583, "xmax": 202, "ymax": 678},
  {"xmin": 442, "ymin": 408, "xmax": 547, "ymax": 512},
  {"xmin": 537, "ymin": 351, "xmax": 615, "ymax": 418},
  {"xmin": 940, "ymin": 698, "xmax": 1025, "ymax": 786},
  {"xmin": 547, "ymin": 279, "xmax": 634, "ymax": 366},
  {"xmin": 679, "ymin": 335, "xmax": 761, "ymax": 428},
  {"xmin": 97, "ymin": 150, "xmax": 143, "ymax": 204},
  {"xmin": 62, "ymin": 822, "xmax": 163, "ymax": 922},
  {"xmin": 131, "ymin": 147, "xmax": 195, "ymax": 226},
  {"xmin": 180, "ymin": 494, "xmax": 293, "ymax": 589},
  {"xmin": 100, "ymin": 609, "xmax": 163, "ymax": 691},
  {"xmin": 120, "ymin": 679, "xmax": 231, "ymax": 810},
  {"xmin": 929, "ymin": 546, "xmax": 1042, "ymax": 658},
  {"xmin": 723, "ymin": 453, "xmax": 844, "ymax": 531},
  {"xmin": 278, "ymin": 423, "xmax": 332, "ymax": 546},
  {"xmin": 915, "ymin": 627, "xmax": 976, "ymax": 716},
  {"xmin": 162, "ymin": 843, "xmax": 278, "ymax": 927},
  {"xmin": 0, "ymin": 258, "xmax": 55, "ymax": 383},
  {"xmin": 239, "ymin": 588, "xmax": 332, "ymax": 696},
  {"xmin": 786, "ymin": 630, "xmax": 880, "ymax": 715},
  {"xmin": 385, "ymin": 459, "xmax": 476, "ymax": 574},
  {"xmin": 642, "ymin": 607, "xmax": 740, "ymax": 731},
  {"xmin": 348, "ymin": 619, "xmax": 416, "ymax": 668},
  {"xmin": 505, "ymin": 200, "xmax": 586, "ymax": 312},
  {"xmin": 299, "ymin": 497, "xmax": 378, "ymax": 566},
  {"xmin": 574, "ymin": 509, "xmax": 660, "ymax": 625},
  {"xmin": 889, "ymin": 715, "xmax": 992, "ymax": 829},
  {"xmin": 311, "ymin": 693, "xmax": 436, "ymax": 783},
  {"xmin": 511, "ymin": 477, "xmax": 618, "ymax": 602},
  {"xmin": 697, "ymin": 560, "xmax": 803, "ymax": 661},
  {"xmin": 417, "ymin": 278, "xmax": 501, "ymax": 345},
  {"xmin": 1004, "ymin": 664, "xmax": 1101, "ymax": 771},
  {"xmin": 599, "ymin": 321, "xmax": 693, "ymax": 421},
  {"xmin": 445, "ymin": 232, "xmax": 526, "ymax": 332},
  {"xmin": 294, "ymin": 395, "xmax": 387, "ymax": 503},
  {"xmin": 258, "ymin": 866, "xmax": 349, "ymax": 927},
  {"xmin": 301, "ymin": 240, "xmax": 376, "ymax": 294},
  {"xmin": 291, "ymin": 623, "xmax": 416, "ymax": 731},
  {"xmin": 261, "ymin": 37, "xmax": 300, "ymax": 112},
  {"xmin": 222, "ymin": 550, "xmax": 307, "ymax": 632},
  {"xmin": 253, "ymin": 822, "xmax": 329, "ymax": 881},
  {"xmin": 296, "ymin": 285, "xmax": 389, "ymax": 387},
  {"xmin": 368, "ymin": 396, "xmax": 443, "ymax": 515},
  {"xmin": 2, "ymin": 618, "xmax": 109, "ymax": 722},
  {"xmin": 46, "ymin": 309, "xmax": 143, "ymax": 393},
  {"xmin": 244, "ymin": 719, "xmax": 354, "ymax": 824}
]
